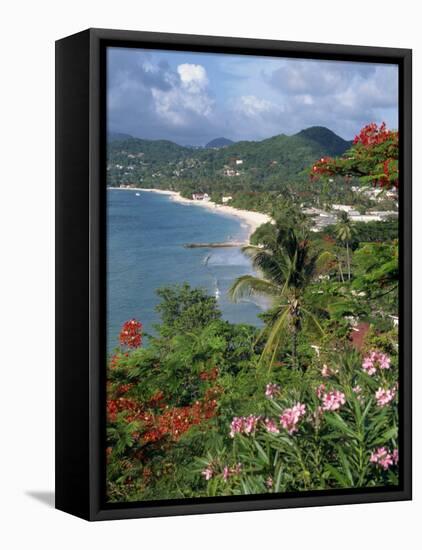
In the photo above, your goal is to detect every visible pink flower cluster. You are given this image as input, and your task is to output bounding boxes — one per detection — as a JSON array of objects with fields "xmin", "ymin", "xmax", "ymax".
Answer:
[
  {"xmin": 280, "ymin": 403, "xmax": 306, "ymax": 434},
  {"xmin": 370, "ymin": 447, "xmax": 399, "ymax": 470},
  {"xmin": 362, "ymin": 351, "xmax": 391, "ymax": 376},
  {"xmin": 229, "ymin": 415, "xmax": 260, "ymax": 438},
  {"xmin": 223, "ymin": 463, "xmax": 242, "ymax": 482},
  {"xmin": 264, "ymin": 418, "xmax": 280, "ymax": 434},
  {"xmin": 265, "ymin": 383, "xmax": 280, "ymax": 399},
  {"xmin": 375, "ymin": 386, "xmax": 396, "ymax": 407},
  {"xmin": 201, "ymin": 466, "xmax": 214, "ymax": 480},
  {"xmin": 202, "ymin": 462, "xmax": 242, "ymax": 481},
  {"xmin": 316, "ymin": 383, "xmax": 326, "ymax": 398},
  {"xmin": 321, "ymin": 390, "xmax": 346, "ymax": 412}
]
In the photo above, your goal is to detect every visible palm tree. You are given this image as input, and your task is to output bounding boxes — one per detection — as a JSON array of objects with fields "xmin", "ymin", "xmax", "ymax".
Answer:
[
  {"xmin": 335, "ymin": 211, "xmax": 356, "ymax": 281},
  {"xmin": 229, "ymin": 224, "xmax": 326, "ymax": 369}
]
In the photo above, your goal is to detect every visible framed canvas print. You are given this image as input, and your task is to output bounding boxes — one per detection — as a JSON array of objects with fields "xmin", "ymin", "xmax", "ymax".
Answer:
[{"xmin": 55, "ymin": 28, "xmax": 412, "ymax": 521}]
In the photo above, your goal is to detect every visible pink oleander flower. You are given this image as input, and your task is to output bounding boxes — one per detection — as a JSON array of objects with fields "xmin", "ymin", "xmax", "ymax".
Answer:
[
  {"xmin": 370, "ymin": 447, "xmax": 395, "ymax": 470},
  {"xmin": 229, "ymin": 415, "xmax": 260, "ymax": 437},
  {"xmin": 280, "ymin": 402, "xmax": 306, "ymax": 435},
  {"xmin": 265, "ymin": 383, "xmax": 280, "ymax": 399},
  {"xmin": 264, "ymin": 417, "xmax": 280, "ymax": 434},
  {"xmin": 223, "ymin": 463, "xmax": 242, "ymax": 482},
  {"xmin": 321, "ymin": 364, "xmax": 331, "ymax": 378},
  {"xmin": 321, "ymin": 390, "xmax": 346, "ymax": 412},
  {"xmin": 362, "ymin": 351, "xmax": 391, "ymax": 376},
  {"xmin": 316, "ymin": 383, "xmax": 326, "ymax": 398},
  {"xmin": 375, "ymin": 386, "xmax": 396, "ymax": 407},
  {"xmin": 392, "ymin": 448, "xmax": 399, "ymax": 464},
  {"xmin": 229, "ymin": 416, "xmax": 244, "ymax": 438},
  {"xmin": 243, "ymin": 415, "xmax": 260, "ymax": 435},
  {"xmin": 202, "ymin": 466, "xmax": 214, "ymax": 480}
]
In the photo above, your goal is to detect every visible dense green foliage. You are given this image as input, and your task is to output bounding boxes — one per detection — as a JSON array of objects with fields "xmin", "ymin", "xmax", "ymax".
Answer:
[
  {"xmin": 321, "ymin": 219, "xmax": 398, "ymax": 249},
  {"xmin": 106, "ymin": 219, "xmax": 399, "ymax": 502},
  {"xmin": 106, "ymin": 123, "xmax": 400, "ymax": 503}
]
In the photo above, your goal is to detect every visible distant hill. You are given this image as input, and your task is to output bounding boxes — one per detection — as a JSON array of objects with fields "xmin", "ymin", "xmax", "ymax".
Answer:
[
  {"xmin": 205, "ymin": 137, "xmax": 235, "ymax": 148},
  {"xmin": 107, "ymin": 126, "xmax": 351, "ymax": 191},
  {"xmin": 294, "ymin": 126, "xmax": 352, "ymax": 157}
]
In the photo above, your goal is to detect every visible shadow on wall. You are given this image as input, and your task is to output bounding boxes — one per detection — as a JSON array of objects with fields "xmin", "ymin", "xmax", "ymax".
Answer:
[{"xmin": 25, "ymin": 491, "xmax": 55, "ymax": 508}]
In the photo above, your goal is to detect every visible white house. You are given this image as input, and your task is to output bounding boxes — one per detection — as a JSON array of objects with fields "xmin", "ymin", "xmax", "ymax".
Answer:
[{"xmin": 224, "ymin": 168, "xmax": 237, "ymax": 177}]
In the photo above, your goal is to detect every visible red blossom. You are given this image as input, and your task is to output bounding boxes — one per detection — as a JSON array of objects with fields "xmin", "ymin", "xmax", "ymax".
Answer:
[
  {"xmin": 119, "ymin": 319, "xmax": 143, "ymax": 348},
  {"xmin": 107, "ymin": 388, "xmax": 220, "ymax": 442},
  {"xmin": 199, "ymin": 367, "xmax": 219, "ymax": 381},
  {"xmin": 353, "ymin": 122, "xmax": 395, "ymax": 147}
]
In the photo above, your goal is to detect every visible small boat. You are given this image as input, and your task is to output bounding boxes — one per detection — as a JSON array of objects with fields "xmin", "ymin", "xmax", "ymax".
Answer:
[
  {"xmin": 135, "ymin": 192, "xmax": 140, "ymax": 196},
  {"xmin": 215, "ymin": 279, "xmax": 221, "ymax": 299}
]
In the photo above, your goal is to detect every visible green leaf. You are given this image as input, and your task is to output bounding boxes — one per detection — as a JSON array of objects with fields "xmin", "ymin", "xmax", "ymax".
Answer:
[{"xmin": 254, "ymin": 440, "xmax": 270, "ymax": 465}]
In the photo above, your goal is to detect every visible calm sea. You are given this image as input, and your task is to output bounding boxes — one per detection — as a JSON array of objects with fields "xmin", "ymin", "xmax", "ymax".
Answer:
[{"xmin": 107, "ymin": 189, "xmax": 264, "ymax": 350}]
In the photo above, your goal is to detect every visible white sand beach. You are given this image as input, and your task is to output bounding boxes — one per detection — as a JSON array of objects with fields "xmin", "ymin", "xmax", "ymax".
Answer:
[{"xmin": 109, "ymin": 187, "xmax": 272, "ymax": 241}]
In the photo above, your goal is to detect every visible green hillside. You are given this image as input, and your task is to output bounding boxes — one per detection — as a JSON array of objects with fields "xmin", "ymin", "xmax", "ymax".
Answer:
[
  {"xmin": 205, "ymin": 137, "xmax": 235, "ymax": 148},
  {"xmin": 107, "ymin": 126, "xmax": 351, "ymax": 196}
]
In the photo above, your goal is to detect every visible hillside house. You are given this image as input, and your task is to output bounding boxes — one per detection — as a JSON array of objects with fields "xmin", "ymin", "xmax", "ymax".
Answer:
[{"xmin": 222, "ymin": 196, "xmax": 233, "ymax": 204}]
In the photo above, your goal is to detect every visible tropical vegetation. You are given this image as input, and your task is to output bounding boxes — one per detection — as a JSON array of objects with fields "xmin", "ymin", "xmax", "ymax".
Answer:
[{"xmin": 106, "ymin": 123, "xmax": 399, "ymax": 502}]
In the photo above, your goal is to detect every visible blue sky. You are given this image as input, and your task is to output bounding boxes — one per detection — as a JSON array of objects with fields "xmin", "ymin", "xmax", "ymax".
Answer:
[{"xmin": 107, "ymin": 47, "xmax": 398, "ymax": 146}]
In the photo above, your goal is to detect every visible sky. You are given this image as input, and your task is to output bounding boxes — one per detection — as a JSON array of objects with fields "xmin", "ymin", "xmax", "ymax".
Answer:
[{"xmin": 107, "ymin": 47, "xmax": 398, "ymax": 146}]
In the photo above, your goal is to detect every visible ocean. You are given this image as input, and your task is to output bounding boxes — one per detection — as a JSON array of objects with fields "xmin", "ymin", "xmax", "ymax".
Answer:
[{"xmin": 107, "ymin": 189, "xmax": 265, "ymax": 351}]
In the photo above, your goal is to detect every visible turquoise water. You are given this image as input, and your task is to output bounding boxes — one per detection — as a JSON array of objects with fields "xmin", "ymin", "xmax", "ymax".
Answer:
[{"xmin": 107, "ymin": 189, "xmax": 264, "ymax": 350}]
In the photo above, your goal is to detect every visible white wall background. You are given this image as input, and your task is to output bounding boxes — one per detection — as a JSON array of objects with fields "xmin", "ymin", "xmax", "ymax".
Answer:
[{"xmin": 1, "ymin": 1, "xmax": 419, "ymax": 547}]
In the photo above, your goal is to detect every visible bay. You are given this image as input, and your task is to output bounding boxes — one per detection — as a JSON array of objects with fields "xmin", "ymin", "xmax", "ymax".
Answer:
[{"xmin": 107, "ymin": 189, "xmax": 264, "ymax": 350}]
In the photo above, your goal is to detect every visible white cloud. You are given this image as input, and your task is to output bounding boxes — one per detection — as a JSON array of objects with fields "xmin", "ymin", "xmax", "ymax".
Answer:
[
  {"xmin": 235, "ymin": 95, "xmax": 280, "ymax": 117},
  {"xmin": 177, "ymin": 64, "xmax": 209, "ymax": 92},
  {"xmin": 151, "ymin": 63, "xmax": 214, "ymax": 126}
]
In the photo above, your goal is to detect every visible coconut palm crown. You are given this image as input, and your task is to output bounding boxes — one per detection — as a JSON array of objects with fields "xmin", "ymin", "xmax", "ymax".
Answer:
[{"xmin": 229, "ymin": 223, "xmax": 327, "ymax": 369}]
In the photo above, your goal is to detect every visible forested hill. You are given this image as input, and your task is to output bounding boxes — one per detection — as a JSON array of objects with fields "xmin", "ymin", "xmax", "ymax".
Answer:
[
  {"xmin": 205, "ymin": 137, "xmax": 235, "ymax": 148},
  {"xmin": 107, "ymin": 126, "xmax": 351, "ymax": 194}
]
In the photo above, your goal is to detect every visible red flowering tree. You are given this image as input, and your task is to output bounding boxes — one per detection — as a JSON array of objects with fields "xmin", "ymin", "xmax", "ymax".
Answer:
[
  {"xmin": 311, "ymin": 123, "xmax": 398, "ymax": 189},
  {"xmin": 119, "ymin": 319, "xmax": 143, "ymax": 348}
]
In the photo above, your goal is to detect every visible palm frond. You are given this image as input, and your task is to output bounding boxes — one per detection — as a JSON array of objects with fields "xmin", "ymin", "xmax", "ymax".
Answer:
[
  {"xmin": 301, "ymin": 306, "xmax": 325, "ymax": 336},
  {"xmin": 259, "ymin": 306, "xmax": 290, "ymax": 369},
  {"xmin": 228, "ymin": 275, "xmax": 281, "ymax": 302}
]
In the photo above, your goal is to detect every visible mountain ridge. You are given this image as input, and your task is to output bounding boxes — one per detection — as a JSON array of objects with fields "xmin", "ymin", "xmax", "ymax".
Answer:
[{"xmin": 107, "ymin": 126, "xmax": 351, "ymax": 193}]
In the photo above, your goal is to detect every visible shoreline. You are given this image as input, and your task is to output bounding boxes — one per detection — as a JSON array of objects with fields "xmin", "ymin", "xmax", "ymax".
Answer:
[{"xmin": 108, "ymin": 187, "xmax": 272, "ymax": 241}]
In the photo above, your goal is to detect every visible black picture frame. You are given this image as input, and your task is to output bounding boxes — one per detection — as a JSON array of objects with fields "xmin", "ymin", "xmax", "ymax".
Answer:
[{"xmin": 55, "ymin": 28, "xmax": 412, "ymax": 521}]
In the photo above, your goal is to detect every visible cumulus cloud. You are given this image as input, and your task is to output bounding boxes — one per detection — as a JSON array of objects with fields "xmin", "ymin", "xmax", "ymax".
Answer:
[
  {"xmin": 265, "ymin": 60, "xmax": 398, "ymax": 137},
  {"xmin": 235, "ymin": 95, "xmax": 278, "ymax": 117},
  {"xmin": 177, "ymin": 64, "xmax": 209, "ymax": 92},
  {"xmin": 151, "ymin": 63, "xmax": 214, "ymax": 126},
  {"xmin": 107, "ymin": 51, "xmax": 217, "ymax": 142}
]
